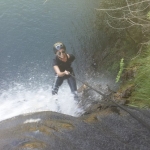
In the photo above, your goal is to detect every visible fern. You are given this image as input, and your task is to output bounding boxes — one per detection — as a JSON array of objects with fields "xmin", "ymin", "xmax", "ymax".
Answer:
[{"xmin": 116, "ymin": 58, "xmax": 124, "ymax": 83}]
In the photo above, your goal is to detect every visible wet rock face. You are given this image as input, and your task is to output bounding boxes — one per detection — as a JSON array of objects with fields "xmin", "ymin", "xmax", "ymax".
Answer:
[
  {"xmin": 113, "ymin": 85, "xmax": 134, "ymax": 101},
  {"xmin": 121, "ymin": 86, "xmax": 134, "ymax": 98},
  {"xmin": 0, "ymin": 106, "xmax": 150, "ymax": 150},
  {"xmin": 77, "ymin": 83, "xmax": 109, "ymax": 110},
  {"xmin": 122, "ymin": 67, "xmax": 137, "ymax": 81}
]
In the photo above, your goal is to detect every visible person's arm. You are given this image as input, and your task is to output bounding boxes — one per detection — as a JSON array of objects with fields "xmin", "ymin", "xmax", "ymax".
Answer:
[{"xmin": 53, "ymin": 65, "xmax": 70, "ymax": 77}]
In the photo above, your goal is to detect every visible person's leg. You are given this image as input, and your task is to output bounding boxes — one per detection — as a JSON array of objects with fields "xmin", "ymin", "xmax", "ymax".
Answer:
[
  {"xmin": 52, "ymin": 75, "xmax": 64, "ymax": 95},
  {"xmin": 67, "ymin": 73, "xmax": 78, "ymax": 98}
]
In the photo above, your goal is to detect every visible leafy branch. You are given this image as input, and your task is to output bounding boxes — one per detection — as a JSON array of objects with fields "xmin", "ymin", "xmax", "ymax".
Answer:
[{"xmin": 96, "ymin": 0, "xmax": 150, "ymax": 44}]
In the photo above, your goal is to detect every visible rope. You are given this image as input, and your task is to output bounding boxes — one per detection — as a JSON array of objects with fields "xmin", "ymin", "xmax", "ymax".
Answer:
[
  {"xmin": 70, "ymin": 74, "xmax": 106, "ymax": 97},
  {"xmin": 70, "ymin": 73, "xmax": 150, "ymax": 132}
]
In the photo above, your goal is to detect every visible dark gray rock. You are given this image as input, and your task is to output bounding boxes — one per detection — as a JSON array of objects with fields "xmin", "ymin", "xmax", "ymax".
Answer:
[{"xmin": 0, "ymin": 106, "xmax": 150, "ymax": 150}]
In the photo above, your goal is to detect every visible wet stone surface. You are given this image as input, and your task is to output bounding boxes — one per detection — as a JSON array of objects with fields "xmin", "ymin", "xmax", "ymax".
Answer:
[{"xmin": 0, "ymin": 105, "xmax": 150, "ymax": 150}]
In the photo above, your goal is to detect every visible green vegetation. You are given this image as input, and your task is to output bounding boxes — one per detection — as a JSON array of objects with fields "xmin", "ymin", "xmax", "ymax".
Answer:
[
  {"xmin": 95, "ymin": 0, "xmax": 148, "ymax": 74},
  {"xmin": 95, "ymin": 0, "xmax": 150, "ymax": 107},
  {"xmin": 116, "ymin": 58, "xmax": 124, "ymax": 83},
  {"xmin": 147, "ymin": 11, "xmax": 150, "ymax": 19},
  {"xmin": 127, "ymin": 46, "xmax": 150, "ymax": 108}
]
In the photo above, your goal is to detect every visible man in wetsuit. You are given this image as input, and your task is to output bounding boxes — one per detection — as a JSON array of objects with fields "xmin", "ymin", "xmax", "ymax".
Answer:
[{"xmin": 52, "ymin": 42, "xmax": 78, "ymax": 99}]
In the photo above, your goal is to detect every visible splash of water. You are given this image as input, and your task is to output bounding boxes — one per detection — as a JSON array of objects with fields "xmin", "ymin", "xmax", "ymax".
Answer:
[{"xmin": 0, "ymin": 82, "xmax": 84, "ymax": 122}]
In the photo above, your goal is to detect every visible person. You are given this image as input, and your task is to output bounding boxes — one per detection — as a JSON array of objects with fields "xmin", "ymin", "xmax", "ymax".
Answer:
[{"xmin": 51, "ymin": 42, "xmax": 78, "ymax": 99}]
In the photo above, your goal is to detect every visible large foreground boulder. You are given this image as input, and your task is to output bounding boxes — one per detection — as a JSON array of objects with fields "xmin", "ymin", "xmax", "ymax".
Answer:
[{"xmin": 0, "ymin": 104, "xmax": 150, "ymax": 150}]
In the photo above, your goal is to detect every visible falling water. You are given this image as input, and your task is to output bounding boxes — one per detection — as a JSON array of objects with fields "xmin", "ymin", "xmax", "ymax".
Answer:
[{"xmin": 0, "ymin": 0, "xmax": 106, "ymax": 121}]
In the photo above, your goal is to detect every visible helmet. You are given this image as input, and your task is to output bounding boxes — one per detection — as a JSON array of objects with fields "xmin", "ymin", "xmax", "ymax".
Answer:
[{"xmin": 53, "ymin": 42, "xmax": 66, "ymax": 54}]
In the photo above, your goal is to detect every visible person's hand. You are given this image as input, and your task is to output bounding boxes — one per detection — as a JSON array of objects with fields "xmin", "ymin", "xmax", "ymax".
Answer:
[{"xmin": 64, "ymin": 70, "xmax": 70, "ymax": 75}]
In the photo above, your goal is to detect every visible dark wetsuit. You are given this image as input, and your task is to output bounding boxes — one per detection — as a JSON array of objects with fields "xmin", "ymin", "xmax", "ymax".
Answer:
[{"xmin": 52, "ymin": 54, "xmax": 77, "ymax": 95}]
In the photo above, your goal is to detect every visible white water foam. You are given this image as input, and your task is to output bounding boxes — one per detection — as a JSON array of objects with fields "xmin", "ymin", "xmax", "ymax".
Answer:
[{"xmin": 0, "ymin": 83, "xmax": 84, "ymax": 122}]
